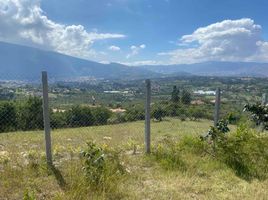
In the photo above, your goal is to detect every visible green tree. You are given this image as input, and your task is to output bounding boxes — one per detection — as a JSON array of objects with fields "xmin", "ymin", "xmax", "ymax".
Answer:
[
  {"xmin": 51, "ymin": 111, "xmax": 67, "ymax": 129},
  {"xmin": 152, "ymin": 107, "xmax": 166, "ymax": 121},
  {"xmin": 92, "ymin": 107, "xmax": 112, "ymax": 125},
  {"xmin": 171, "ymin": 86, "xmax": 180, "ymax": 103},
  {"xmin": 181, "ymin": 89, "xmax": 192, "ymax": 105},
  {"xmin": 18, "ymin": 97, "xmax": 43, "ymax": 130},
  {"xmin": 67, "ymin": 105, "xmax": 95, "ymax": 127},
  {"xmin": 0, "ymin": 102, "xmax": 17, "ymax": 132}
]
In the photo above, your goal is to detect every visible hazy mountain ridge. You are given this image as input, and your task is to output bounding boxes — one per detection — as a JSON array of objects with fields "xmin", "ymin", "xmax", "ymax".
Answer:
[
  {"xmin": 1, "ymin": 41, "xmax": 268, "ymax": 81},
  {"xmin": 139, "ymin": 61, "xmax": 268, "ymax": 77},
  {"xmin": 0, "ymin": 42, "xmax": 159, "ymax": 81}
]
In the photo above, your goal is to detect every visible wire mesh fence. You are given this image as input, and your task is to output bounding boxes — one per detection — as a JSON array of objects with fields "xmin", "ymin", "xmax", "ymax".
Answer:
[{"xmin": 1, "ymin": 72, "xmax": 268, "ymax": 162}]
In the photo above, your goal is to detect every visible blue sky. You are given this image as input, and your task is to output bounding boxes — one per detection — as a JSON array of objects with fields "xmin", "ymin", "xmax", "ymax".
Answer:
[{"xmin": 1, "ymin": 0, "xmax": 268, "ymax": 65}]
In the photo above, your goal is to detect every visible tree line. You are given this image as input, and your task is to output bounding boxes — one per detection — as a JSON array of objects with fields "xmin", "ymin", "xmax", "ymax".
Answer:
[{"xmin": 0, "ymin": 96, "xmax": 112, "ymax": 133}]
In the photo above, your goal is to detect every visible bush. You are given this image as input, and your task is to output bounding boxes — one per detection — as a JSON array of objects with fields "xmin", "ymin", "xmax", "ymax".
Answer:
[
  {"xmin": 152, "ymin": 106, "xmax": 166, "ymax": 121},
  {"xmin": 50, "ymin": 111, "xmax": 67, "ymax": 129},
  {"xmin": 215, "ymin": 125, "xmax": 268, "ymax": 180},
  {"xmin": 152, "ymin": 135, "xmax": 186, "ymax": 170},
  {"xmin": 91, "ymin": 107, "xmax": 112, "ymax": 125},
  {"xmin": 80, "ymin": 141, "xmax": 125, "ymax": 191},
  {"xmin": 66, "ymin": 105, "xmax": 95, "ymax": 127},
  {"xmin": 125, "ymin": 106, "xmax": 145, "ymax": 122},
  {"xmin": 0, "ymin": 101, "xmax": 17, "ymax": 132},
  {"xmin": 17, "ymin": 97, "xmax": 43, "ymax": 130}
]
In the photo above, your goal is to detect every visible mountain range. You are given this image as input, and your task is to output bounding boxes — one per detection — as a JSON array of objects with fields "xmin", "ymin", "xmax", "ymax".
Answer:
[{"xmin": 1, "ymin": 41, "xmax": 268, "ymax": 81}]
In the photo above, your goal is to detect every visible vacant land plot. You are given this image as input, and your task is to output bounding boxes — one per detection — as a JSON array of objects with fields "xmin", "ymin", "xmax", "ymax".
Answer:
[{"xmin": 0, "ymin": 119, "xmax": 267, "ymax": 200}]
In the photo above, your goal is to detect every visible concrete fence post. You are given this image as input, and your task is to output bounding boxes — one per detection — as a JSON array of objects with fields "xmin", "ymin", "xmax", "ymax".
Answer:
[
  {"xmin": 42, "ymin": 71, "xmax": 52, "ymax": 165},
  {"xmin": 214, "ymin": 88, "xmax": 221, "ymax": 127},
  {"xmin": 262, "ymin": 93, "xmax": 267, "ymax": 105},
  {"xmin": 145, "ymin": 79, "xmax": 151, "ymax": 154}
]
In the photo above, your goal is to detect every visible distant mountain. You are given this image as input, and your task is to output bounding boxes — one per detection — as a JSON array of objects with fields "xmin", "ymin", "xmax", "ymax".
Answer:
[
  {"xmin": 1, "ymin": 41, "xmax": 268, "ymax": 81},
  {"xmin": 0, "ymin": 41, "xmax": 159, "ymax": 81},
  {"xmin": 139, "ymin": 61, "xmax": 268, "ymax": 77}
]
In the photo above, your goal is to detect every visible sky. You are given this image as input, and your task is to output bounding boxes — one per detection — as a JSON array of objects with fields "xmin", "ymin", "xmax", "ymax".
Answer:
[{"xmin": 0, "ymin": 0, "xmax": 268, "ymax": 65}]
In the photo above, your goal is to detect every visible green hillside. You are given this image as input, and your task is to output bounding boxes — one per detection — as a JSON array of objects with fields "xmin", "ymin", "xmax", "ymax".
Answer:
[{"xmin": 0, "ymin": 119, "xmax": 267, "ymax": 199}]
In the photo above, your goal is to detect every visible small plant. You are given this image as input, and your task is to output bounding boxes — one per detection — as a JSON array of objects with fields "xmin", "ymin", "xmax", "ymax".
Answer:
[
  {"xmin": 244, "ymin": 103, "xmax": 268, "ymax": 130},
  {"xmin": 201, "ymin": 119, "xmax": 230, "ymax": 142},
  {"xmin": 23, "ymin": 189, "xmax": 36, "ymax": 200},
  {"xmin": 152, "ymin": 135, "xmax": 186, "ymax": 170},
  {"xmin": 80, "ymin": 141, "xmax": 125, "ymax": 191}
]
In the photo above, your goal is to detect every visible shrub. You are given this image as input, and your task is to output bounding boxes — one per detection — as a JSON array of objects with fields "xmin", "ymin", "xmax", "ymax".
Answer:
[
  {"xmin": 17, "ymin": 97, "xmax": 43, "ymax": 130},
  {"xmin": 125, "ymin": 106, "xmax": 145, "ymax": 121},
  {"xmin": 244, "ymin": 103, "xmax": 268, "ymax": 130},
  {"xmin": 91, "ymin": 107, "xmax": 112, "ymax": 125},
  {"xmin": 66, "ymin": 105, "xmax": 94, "ymax": 127},
  {"xmin": 50, "ymin": 111, "xmax": 67, "ymax": 129},
  {"xmin": 80, "ymin": 141, "xmax": 125, "ymax": 191},
  {"xmin": 152, "ymin": 106, "xmax": 166, "ymax": 121},
  {"xmin": 152, "ymin": 135, "xmax": 186, "ymax": 170},
  {"xmin": 215, "ymin": 125, "xmax": 268, "ymax": 180},
  {"xmin": 0, "ymin": 101, "xmax": 17, "ymax": 132}
]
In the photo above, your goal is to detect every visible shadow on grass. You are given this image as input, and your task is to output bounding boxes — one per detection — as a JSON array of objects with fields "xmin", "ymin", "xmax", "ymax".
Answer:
[{"xmin": 48, "ymin": 164, "xmax": 67, "ymax": 190}]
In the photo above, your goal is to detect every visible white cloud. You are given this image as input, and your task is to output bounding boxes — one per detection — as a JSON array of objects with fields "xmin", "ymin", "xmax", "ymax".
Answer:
[
  {"xmin": 109, "ymin": 45, "xmax": 121, "ymax": 51},
  {"xmin": 160, "ymin": 18, "xmax": 268, "ymax": 64},
  {"xmin": 127, "ymin": 44, "xmax": 146, "ymax": 58},
  {"xmin": 0, "ymin": 0, "xmax": 125, "ymax": 59},
  {"xmin": 120, "ymin": 60, "xmax": 163, "ymax": 66}
]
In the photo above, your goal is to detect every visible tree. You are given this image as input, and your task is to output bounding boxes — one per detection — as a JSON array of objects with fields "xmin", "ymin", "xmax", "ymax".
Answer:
[
  {"xmin": 91, "ymin": 107, "xmax": 112, "ymax": 125},
  {"xmin": 152, "ymin": 107, "xmax": 166, "ymax": 121},
  {"xmin": 18, "ymin": 96, "xmax": 43, "ymax": 130},
  {"xmin": 181, "ymin": 89, "xmax": 192, "ymax": 105},
  {"xmin": 171, "ymin": 86, "xmax": 179, "ymax": 103},
  {"xmin": 244, "ymin": 103, "xmax": 268, "ymax": 130},
  {"xmin": 67, "ymin": 105, "xmax": 95, "ymax": 127},
  {"xmin": 0, "ymin": 102, "xmax": 17, "ymax": 132}
]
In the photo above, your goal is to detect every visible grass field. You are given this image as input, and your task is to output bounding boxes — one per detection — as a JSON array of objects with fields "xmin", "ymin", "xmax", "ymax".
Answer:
[{"xmin": 0, "ymin": 118, "xmax": 267, "ymax": 199}]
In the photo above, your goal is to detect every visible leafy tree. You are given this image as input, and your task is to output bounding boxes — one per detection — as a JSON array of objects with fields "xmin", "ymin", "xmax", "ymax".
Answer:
[
  {"xmin": 67, "ymin": 105, "xmax": 95, "ymax": 127},
  {"xmin": 51, "ymin": 111, "xmax": 67, "ymax": 129},
  {"xmin": 0, "ymin": 102, "xmax": 17, "ymax": 132},
  {"xmin": 125, "ymin": 105, "xmax": 145, "ymax": 121},
  {"xmin": 181, "ymin": 89, "xmax": 192, "ymax": 105},
  {"xmin": 18, "ymin": 97, "xmax": 43, "ymax": 130},
  {"xmin": 244, "ymin": 103, "xmax": 268, "ymax": 130},
  {"xmin": 152, "ymin": 107, "xmax": 166, "ymax": 121},
  {"xmin": 92, "ymin": 107, "xmax": 112, "ymax": 125},
  {"xmin": 171, "ymin": 86, "xmax": 179, "ymax": 103}
]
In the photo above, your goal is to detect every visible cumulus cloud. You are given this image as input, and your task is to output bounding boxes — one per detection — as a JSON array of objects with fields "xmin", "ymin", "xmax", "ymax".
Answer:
[
  {"xmin": 126, "ymin": 44, "xmax": 146, "ymax": 58},
  {"xmin": 160, "ymin": 18, "xmax": 268, "ymax": 64},
  {"xmin": 108, "ymin": 45, "xmax": 121, "ymax": 51},
  {"xmin": 0, "ymin": 0, "xmax": 125, "ymax": 59}
]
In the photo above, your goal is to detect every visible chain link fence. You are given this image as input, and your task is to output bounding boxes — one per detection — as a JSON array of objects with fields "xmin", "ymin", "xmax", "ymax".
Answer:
[{"xmin": 1, "ymin": 72, "xmax": 268, "ymax": 162}]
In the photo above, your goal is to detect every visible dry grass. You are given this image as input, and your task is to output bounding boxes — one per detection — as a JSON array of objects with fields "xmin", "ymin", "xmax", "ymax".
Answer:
[{"xmin": 0, "ymin": 118, "xmax": 267, "ymax": 199}]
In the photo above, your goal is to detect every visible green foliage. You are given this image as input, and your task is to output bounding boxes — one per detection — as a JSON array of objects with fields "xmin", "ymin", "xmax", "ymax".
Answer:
[
  {"xmin": 125, "ymin": 105, "xmax": 145, "ymax": 121},
  {"xmin": 0, "ymin": 101, "xmax": 17, "ymax": 132},
  {"xmin": 171, "ymin": 85, "xmax": 180, "ymax": 103},
  {"xmin": 152, "ymin": 106, "xmax": 166, "ymax": 121},
  {"xmin": 181, "ymin": 89, "xmax": 192, "ymax": 105},
  {"xmin": 18, "ymin": 96, "xmax": 43, "ymax": 130},
  {"xmin": 51, "ymin": 111, "xmax": 67, "ymax": 129},
  {"xmin": 66, "ymin": 105, "xmax": 94, "ymax": 127},
  {"xmin": 244, "ymin": 103, "xmax": 268, "ymax": 130},
  {"xmin": 23, "ymin": 189, "xmax": 36, "ymax": 200},
  {"xmin": 152, "ymin": 135, "xmax": 186, "ymax": 170},
  {"xmin": 201, "ymin": 119, "xmax": 230, "ymax": 142},
  {"xmin": 91, "ymin": 106, "xmax": 112, "ymax": 125},
  {"xmin": 80, "ymin": 141, "xmax": 125, "ymax": 190},
  {"xmin": 215, "ymin": 126, "xmax": 268, "ymax": 180}
]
